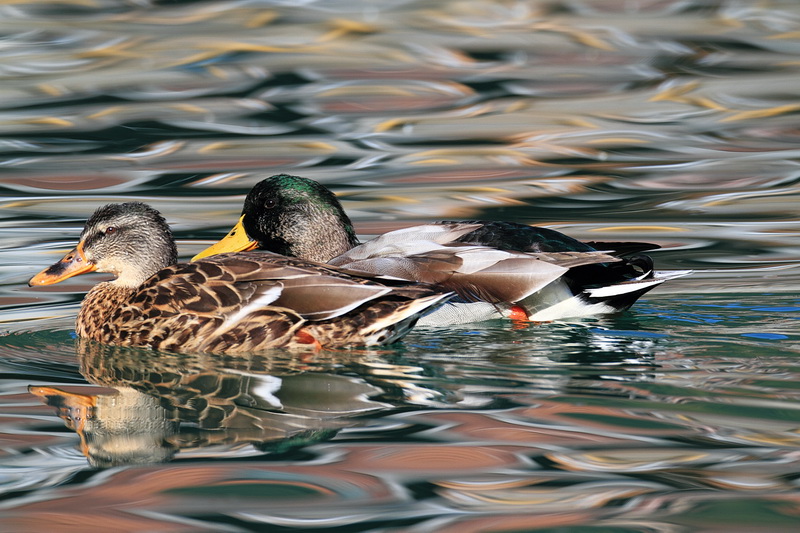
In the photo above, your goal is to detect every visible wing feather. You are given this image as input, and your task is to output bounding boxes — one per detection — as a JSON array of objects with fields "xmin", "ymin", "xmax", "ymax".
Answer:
[{"xmin": 327, "ymin": 243, "xmax": 623, "ymax": 304}]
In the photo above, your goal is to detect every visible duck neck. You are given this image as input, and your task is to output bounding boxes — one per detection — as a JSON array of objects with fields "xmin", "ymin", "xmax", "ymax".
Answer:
[
  {"xmin": 289, "ymin": 220, "xmax": 360, "ymax": 263},
  {"xmin": 76, "ymin": 282, "xmax": 136, "ymax": 341},
  {"xmin": 261, "ymin": 212, "xmax": 360, "ymax": 263}
]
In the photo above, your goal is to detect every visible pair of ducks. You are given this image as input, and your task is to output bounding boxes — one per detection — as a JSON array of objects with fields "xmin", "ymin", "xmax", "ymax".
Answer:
[{"xmin": 29, "ymin": 174, "xmax": 689, "ymax": 353}]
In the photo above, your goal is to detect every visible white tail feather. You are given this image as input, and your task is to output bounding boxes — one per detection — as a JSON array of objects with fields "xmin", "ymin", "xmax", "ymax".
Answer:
[{"xmin": 585, "ymin": 270, "xmax": 693, "ymax": 298}]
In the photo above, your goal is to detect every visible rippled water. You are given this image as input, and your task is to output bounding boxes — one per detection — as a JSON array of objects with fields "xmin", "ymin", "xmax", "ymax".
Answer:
[{"xmin": 1, "ymin": 0, "xmax": 800, "ymax": 531}]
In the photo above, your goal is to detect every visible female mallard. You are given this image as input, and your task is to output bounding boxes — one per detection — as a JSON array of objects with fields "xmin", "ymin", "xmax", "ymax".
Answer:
[
  {"xmin": 28, "ymin": 202, "xmax": 453, "ymax": 353},
  {"xmin": 31, "ymin": 339, "xmax": 378, "ymax": 467},
  {"xmin": 193, "ymin": 174, "xmax": 690, "ymax": 325}
]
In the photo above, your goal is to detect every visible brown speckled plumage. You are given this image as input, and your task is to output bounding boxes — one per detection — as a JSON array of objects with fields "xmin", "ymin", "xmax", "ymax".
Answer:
[
  {"xmin": 31, "ymin": 203, "xmax": 450, "ymax": 354},
  {"xmin": 31, "ymin": 340, "xmax": 367, "ymax": 467},
  {"xmin": 82, "ymin": 253, "xmax": 449, "ymax": 353}
]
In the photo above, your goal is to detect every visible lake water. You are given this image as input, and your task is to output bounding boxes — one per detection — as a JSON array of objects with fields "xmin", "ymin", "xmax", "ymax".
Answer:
[{"xmin": 1, "ymin": 0, "xmax": 800, "ymax": 531}]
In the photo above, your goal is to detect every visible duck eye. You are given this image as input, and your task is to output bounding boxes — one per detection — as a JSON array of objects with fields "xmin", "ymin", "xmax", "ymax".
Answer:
[
  {"xmin": 264, "ymin": 198, "xmax": 277, "ymax": 209},
  {"xmin": 105, "ymin": 226, "xmax": 116, "ymax": 234}
]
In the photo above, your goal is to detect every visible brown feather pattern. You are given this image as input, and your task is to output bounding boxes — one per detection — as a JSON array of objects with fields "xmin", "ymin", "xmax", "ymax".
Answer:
[{"xmin": 75, "ymin": 251, "xmax": 450, "ymax": 353}]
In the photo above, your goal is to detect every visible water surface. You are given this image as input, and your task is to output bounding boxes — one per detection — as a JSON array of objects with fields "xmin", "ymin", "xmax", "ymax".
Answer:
[{"xmin": 1, "ymin": 0, "xmax": 800, "ymax": 531}]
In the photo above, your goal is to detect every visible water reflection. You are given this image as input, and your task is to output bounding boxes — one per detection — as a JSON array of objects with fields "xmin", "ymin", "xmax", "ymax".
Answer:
[
  {"xmin": 31, "ymin": 340, "xmax": 392, "ymax": 467},
  {"xmin": 2, "ymin": 0, "xmax": 800, "ymax": 529},
  {"xmin": 24, "ymin": 317, "xmax": 677, "ymax": 469},
  {"xmin": 3, "ymin": 296, "xmax": 798, "ymax": 529}
]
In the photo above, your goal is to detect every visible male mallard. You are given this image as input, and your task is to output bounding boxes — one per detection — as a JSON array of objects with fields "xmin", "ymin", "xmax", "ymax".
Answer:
[
  {"xmin": 28, "ymin": 202, "xmax": 454, "ymax": 352},
  {"xmin": 193, "ymin": 174, "xmax": 690, "ymax": 325}
]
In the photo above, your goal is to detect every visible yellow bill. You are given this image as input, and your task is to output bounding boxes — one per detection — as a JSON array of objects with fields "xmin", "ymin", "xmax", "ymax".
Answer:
[{"xmin": 192, "ymin": 215, "xmax": 258, "ymax": 261}]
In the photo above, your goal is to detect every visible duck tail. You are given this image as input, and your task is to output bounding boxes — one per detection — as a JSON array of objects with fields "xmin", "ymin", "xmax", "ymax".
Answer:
[
  {"xmin": 524, "ymin": 266, "xmax": 692, "ymax": 322},
  {"xmin": 583, "ymin": 269, "xmax": 693, "ymax": 309},
  {"xmin": 359, "ymin": 291, "xmax": 454, "ymax": 345}
]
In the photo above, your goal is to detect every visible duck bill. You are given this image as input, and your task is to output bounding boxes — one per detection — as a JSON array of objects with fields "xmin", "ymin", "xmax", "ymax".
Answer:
[
  {"xmin": 29, "ymin": 241, "xmax": 97, "ymax": 286},
  {"xmin": 192, "ymin": 215, "xmax": 258, "ymax": 261},
  {"xmin": 29, "ymin": 385, "xmax": 96, "ymax": 456}
]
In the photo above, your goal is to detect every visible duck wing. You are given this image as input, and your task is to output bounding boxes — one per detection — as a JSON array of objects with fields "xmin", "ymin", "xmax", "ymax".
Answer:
[
  {"xmin": 582, "ymin": 241, "xmax": 661, "ymax": 256},
  {"xmin": 338, "ymin": 221, "xmax": 658, "ymax": 258},
  {"xmin": 442, "ymin": 220, "xmax": 595, "ymax": 252},
  {"xmin": 330, "ymin": 244, "xmax": 621, "ymax": 305},
  {"xmin": 439, "ymin": 220, "xmax": 662, "ymax": 256},
  {"xmin": 114, "ymin": 252, "xmax": 450, "ymax": 353},
  {"xmin": 323, "ymin": 221, "xmax": 688, "ymax": 324},
  {"xmin": 332, "ymin": 223, "xmax": 483, "ymax": 262},
  {"xmin": 446, "ymin": 221, "xmax": 689, "ymax": 317}
]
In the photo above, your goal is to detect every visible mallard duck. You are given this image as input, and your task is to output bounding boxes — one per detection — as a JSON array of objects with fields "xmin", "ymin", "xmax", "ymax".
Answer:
[
  {"xmin": 28, "ymin": 202, "xmax": 454, "ymax": 353},
  {"xmin": 193, "ymin": 174, "xmax": 691, "ymax": 325}
]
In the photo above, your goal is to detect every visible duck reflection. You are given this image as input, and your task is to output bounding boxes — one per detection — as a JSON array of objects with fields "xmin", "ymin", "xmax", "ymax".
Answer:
[
  {"xmin": 28, "ymin": 319, "xmax": 670, "ymax": 468},
  {"xmin": 30, "ymin": 340, "xmax": 391, "ymax": 468}
]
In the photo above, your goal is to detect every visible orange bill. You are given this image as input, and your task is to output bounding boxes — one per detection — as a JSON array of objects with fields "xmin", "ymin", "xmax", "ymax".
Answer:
[
  {"xmin": 28, "ymin": 385, "xmax": 97, "ymax": 409},
  {"xmin": 192, "ymin": 215, "xmax": 258, "ymax": 261},
  {"xmin": 29, "ymin": 241, "xmax": 97, "ymax": 286},
  {"xmin": 29, "ymin": 385, "xmax": 97, "ymax": 456}
]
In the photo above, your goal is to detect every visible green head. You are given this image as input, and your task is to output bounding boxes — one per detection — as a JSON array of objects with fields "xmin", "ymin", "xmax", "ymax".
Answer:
[{"xmin": 240, "ymin": 174, "xmax": 360, "ymax": 262}]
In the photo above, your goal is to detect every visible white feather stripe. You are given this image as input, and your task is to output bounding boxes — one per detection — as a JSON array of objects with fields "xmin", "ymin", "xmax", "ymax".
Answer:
[
  {"xmin": 223, "ymin": 372, "xmax": 284, "ymax": 409},
  {"xmin": 220, "ymin": 284, "xmax": 284, "ymax": 329},
  {"xmin": 654, "ymin": 269, "xmax": 694, "ymax": 280},
  {"xmin": 361, "ymin": 291, "xmax": 453, "ymax": 335},
  {"xmin": 584, "ymin": 278, "xmax": 665, "ymax": 298},
  {"xmin": 585, "ymin": 269, "xmax": 693, "ymax": 298},
  {"xmin": 278, "ymin": 284, "xmax": 393, "ymax": 319}
]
